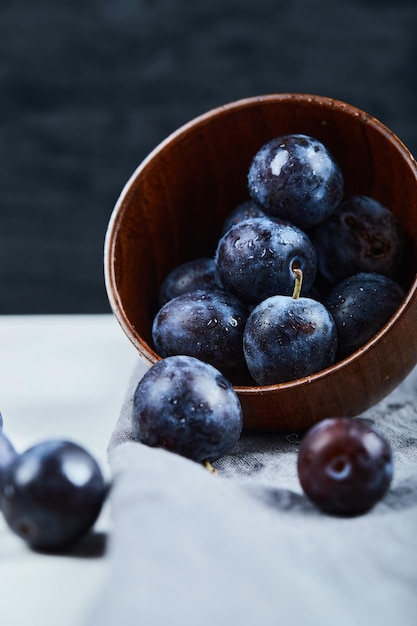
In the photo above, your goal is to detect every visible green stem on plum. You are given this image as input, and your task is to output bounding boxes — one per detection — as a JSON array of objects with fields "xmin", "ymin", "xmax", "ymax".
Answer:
[
  {"xmin": 203, "ymin": 459, "xmax": 217, "ymax": 474},
  {"xmin": 292, "ymin": 268, "xmax": 303, "ymax": 299}
]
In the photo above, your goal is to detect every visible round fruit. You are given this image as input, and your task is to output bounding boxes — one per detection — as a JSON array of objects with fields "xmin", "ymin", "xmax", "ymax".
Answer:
[
  {"xmin": 312, "ymin": 195, "xmax": 405, "ymax": 285},
  {"xmin": 221, "ymin": 199, "xmax": 267, "ymax": 235},
  {"xmin": 297, "ymin": 417, "xmax": 393, "ymax": 516},
  {"xmin": 325, "ymin": 272, "xmax": 405, "ymax": 359},
  {"xmin": 152, "ymin": 289, "xmax": 248, "ymax": 379},
  {"xmin": 132, "ymin": 355, "xmax": 243, "ymax": 464},
  {"xmin": 243, "ymin": 269, "xmax": 337, "ymax": 385},
  {"xmin": 158, "ymin": 257, "xmax": 219, "ymax": 306},
  {"xmin": 215, "ymin": 216, "xmax": 317, "ymax": 305},
  {"xmin": 247, "ymin": 133, "xmax": 344, "ymax": 228},
  {"xmin": 1, "ymin": 440, "xmax": 106, "ymax": 551}
]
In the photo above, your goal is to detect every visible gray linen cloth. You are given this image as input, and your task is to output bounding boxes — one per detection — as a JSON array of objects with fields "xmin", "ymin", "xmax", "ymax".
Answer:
[{"xmin": 87, "ymin": 361, "xmax": 417, "ymax": 626}]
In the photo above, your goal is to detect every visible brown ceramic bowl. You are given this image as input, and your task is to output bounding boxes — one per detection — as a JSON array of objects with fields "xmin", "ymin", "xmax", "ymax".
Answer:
[{"xmin": 104, "ymin": 94, "xmax": 417, "ymax": 432}]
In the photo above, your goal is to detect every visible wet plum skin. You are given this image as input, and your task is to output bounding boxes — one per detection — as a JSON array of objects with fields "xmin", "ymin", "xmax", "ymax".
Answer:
[
  {"xmin": 311, "ymin": 195, "xmax": 405, "ymax": 286},
  {"xmin": 132, "ymin": 355, "xmax": 243, "ymax": 463},
  {"xmin": 297, "ymin": 417, "xmax": 393, "ymax": 516},
  {"xmin": 152, "ymin": 289, "xmax": 249, "ymax": 379},
  {"xmin": 247, "ymin": 134, "xmax": 344, "ymax": 229},
  {"xmin": 325, "ymin": 272, "xmax": 406, "ymax": 359},
  {"xmin": 215, "ymin": 217, "xmax": 317, "ymax": 306},
  {"xmin": 158, "ymin": 257, "xmax": 220, "ymax": 307},
  {"xmin": 1, "ymin": 440, "xmax": 106, "ymax": 550},
  {"xmin": 243, "ymin": 294, "xmax": 338, "ymax": 385}
]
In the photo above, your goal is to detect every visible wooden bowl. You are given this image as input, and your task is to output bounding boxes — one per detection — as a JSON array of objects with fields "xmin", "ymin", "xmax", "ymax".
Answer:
[{"xmin": 104, "ymin": 94, "xmax": 417, "ymax": 432}]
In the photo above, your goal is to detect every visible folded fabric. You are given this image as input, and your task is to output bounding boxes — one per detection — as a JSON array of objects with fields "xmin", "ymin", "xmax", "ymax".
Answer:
[{"xmin": 87, "ymin": 361, "xmax": 417, "ymax": 626}]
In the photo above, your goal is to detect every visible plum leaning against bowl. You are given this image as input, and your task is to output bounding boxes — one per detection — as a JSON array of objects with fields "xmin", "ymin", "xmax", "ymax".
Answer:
[{"xmin": 104, "ymin": 93, "xmax": 417, "ymax": 432}]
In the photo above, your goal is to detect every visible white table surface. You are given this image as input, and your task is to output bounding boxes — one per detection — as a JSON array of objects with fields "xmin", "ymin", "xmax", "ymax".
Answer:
[
  {"xmin": 2, "ymin": 315, "xmax": 417, "ymax": 626},
  {"xmin": 0, "ymin": 314, "xmax": 146, "ymax": 626}
]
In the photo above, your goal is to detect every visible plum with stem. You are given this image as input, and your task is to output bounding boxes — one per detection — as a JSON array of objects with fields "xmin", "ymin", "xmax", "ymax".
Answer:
[{"xmin": 243, "ymin": 268, "xmax": 337, "ymax": 385}]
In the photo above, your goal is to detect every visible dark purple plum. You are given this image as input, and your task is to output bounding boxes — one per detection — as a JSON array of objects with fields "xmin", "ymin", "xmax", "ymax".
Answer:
[
  {"xmin": 152, "ymin": 289, "xmax": 248, "ymax": 379},
  {"xmin": 221, "ymin": 199, "xmax": 266, "ymax": 235},
  {"xmin": 215, "ymin": 217, "xmax": 317, "ymax": 305},
  {"xmin": 132, "ymin": 355, "xmax": 243, "ymax": 464},
  {"xmin": 247, "ymin": 134, "xmax": 344, "ymax": 229},
  {"xmin": 243, "ymin": 269, "xmax": 337, "ymax": 385},
  {"xmin": 158, "ymin": 257, "xmax": 220, "ymax": 306},
  {"xmin": 1, "ymin": 440, "xmax": 106, "ymax": 551},
  {"xmin": 325, "ymin": 272, "xmax": 406, "ymax": 359},
  {"xmin": 297, "ymin": 417, "xmax": 393, "ymax": 516},
  {"xmin": 311, "ymin": 195, "xmax": 405, "ymax": 285}
]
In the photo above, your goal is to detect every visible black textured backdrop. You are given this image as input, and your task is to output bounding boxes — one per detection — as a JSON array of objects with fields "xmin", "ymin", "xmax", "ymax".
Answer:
[{"xmin": 1, "ymin": 0, "xmax": 416, "ymax": 313}]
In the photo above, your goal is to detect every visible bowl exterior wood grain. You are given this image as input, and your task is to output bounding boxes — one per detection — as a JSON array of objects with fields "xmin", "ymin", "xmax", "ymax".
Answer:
[{"xmin": 105, "ymin": 94, "xmax": 417, "ymax": 432}]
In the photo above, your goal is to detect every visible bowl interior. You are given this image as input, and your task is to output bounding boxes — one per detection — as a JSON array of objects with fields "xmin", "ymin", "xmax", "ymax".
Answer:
[{"xmin": 105, "ymin": 94, "xmax": 417, "ymax": 431}]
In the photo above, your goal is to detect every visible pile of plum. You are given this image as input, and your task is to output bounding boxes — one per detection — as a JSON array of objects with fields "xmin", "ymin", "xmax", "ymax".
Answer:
[
  {"xmin": 0, "ymin": 135, "xmax": 402, "ymax": 554},
  {"xmin": 152, "ymin": 133, "xmax": 406, "ymax": 386},
  {"xmin": 131, "ymin": 133, "xmax": 400, "ymax": 517}
]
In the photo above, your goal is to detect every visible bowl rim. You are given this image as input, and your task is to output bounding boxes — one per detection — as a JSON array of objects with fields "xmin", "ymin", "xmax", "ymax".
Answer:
[{"xmin": 104, "ymin": 92, "xmax": 417, "ymax": 394}]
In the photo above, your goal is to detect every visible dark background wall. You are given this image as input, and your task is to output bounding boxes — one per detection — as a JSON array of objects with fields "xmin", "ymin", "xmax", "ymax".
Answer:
[{"xmin": 1, "ymin": 0, "xmax": 416, "ymax": 313}]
